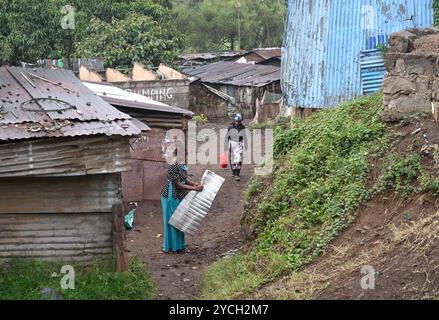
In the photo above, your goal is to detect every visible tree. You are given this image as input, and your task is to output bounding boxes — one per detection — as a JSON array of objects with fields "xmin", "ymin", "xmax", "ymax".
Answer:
[
  {"xmin": 0, "ymin": 0, "xmax": 61, "ymax": 64},
  {"xmin": 174, "ymin": 0, "xmax": 287, "ymax": 53},
  {"xmin": 75, "ymin": 13, "xmax": 184, "ymax": 70},
  {"xmin": 0, "ymin": 0, "xmax": 184, "ymax": 68}
]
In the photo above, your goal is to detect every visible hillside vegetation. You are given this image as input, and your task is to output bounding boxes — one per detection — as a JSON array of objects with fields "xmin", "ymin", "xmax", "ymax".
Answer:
[{"xmin": 201, "ymin": 93, "xmax": 439, "ymax": 299}]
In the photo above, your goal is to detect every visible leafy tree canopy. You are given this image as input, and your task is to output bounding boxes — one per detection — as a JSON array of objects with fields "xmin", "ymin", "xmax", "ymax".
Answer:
[
  {"xmin": 0, "ymin": 0, "xmax": 183, "ymax": 69},
  {"xmin": 174, "ymin": 0, "xmax": 287, "ymax": 52},
  {"xmin": 75, "ymin": 13, "xmax": 184, "ymax": 70}
]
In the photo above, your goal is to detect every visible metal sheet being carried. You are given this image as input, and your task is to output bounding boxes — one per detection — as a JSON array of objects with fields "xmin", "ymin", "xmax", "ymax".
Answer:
[{"xmin": 169, "ymin": 170, "xmax": 225, "ymax": 235}]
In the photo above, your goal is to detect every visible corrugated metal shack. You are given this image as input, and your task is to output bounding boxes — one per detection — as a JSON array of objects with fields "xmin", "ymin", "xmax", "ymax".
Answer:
[
  {"xmin": 84, "ymin": 82, "xmax": 193, "ymax": 202},
  {"xmin": 282, "ymin": 0, "xmax": 433, "ymax": 111},
  {"xmin": 0, "ymin": 67, "xmax": 143, "ymax": 266},
  {"xmin": 183, "ymin": 62, "xmax": 281, "ymax": 119}
]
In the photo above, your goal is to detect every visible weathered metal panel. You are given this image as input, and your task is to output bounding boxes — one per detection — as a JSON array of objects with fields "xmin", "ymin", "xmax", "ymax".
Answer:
[
  {"xmin": 0, "ymin": 136, "xmax": 132, "ymax": 177},
  {"xmin": 0, "ymin": 119, "xmax": 142, "ymax": 142},
  {"xmin": 361, "ymin": 49, "xmax": 387, "ymax": 94},
  {"xmin": 0, "ymin": 66, "xmax": 141, "ymax": 141},
  {"xmin": 2, "ymin": 67, "xmax": 130, "ymax": 124},
  {"xmin": 84, "ymin": 81, "xmax": 193, "ymax": 116},
  {"xmin": 0, "ymin": 174, "xmax": 121, "ymax": 214},
  {"xmin": 282, "ymin": 0, "xmax": 433, "ymax": 108},
  {"xmin": 183, "ymin": 62, "xmax": 280, "ymax": 87},
  {"xmin": 0, "ymin": 213, "xmax": 113, "ymax": 264},
  {"xmin": 111, "ymin": 79, "xmax": 190, "ymax": 109}
]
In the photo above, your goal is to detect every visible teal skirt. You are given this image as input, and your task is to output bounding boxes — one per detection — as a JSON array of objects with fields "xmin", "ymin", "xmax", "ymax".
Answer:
[{"xmin": 161, "ymin": 182, "xmax": 185, "ymax": 253}]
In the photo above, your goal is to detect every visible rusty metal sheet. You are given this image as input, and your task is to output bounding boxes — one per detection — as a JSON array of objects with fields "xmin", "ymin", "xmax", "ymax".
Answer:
[
  {"xmin": 0, "ymin": 66, "xmax": 142, "ymax": 141},
  {"xmin": 0, "ymin": 135, "xmax": 132, "ymax": 177},
  {"xmin": 182, "ymin": 62, "xmax": 280, "ymax": 87},
  {"xmin": 180, "ymin": 53, "xmax": 218, "ymax": 61},
  {"xmin": 0, "ymin": 119, "xmax": 141, "ymax": 141},
  {"xmin": 252, "ymin": 48, "xmax": 281, "ymax": 61}
]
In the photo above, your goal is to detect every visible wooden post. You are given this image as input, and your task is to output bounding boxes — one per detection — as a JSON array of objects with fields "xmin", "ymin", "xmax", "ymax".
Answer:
[
  {"xmin": 432, "ymin": 102, "xmax": 439, "ymax": 123},
  {"xmin": 112, "ymin": 203, "xmax": 129, "ymax": 272}
]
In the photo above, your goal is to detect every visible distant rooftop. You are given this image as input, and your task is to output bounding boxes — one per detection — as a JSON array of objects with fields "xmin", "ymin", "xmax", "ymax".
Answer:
[{"xmin": 182, "ymin": 61, "xmax": 280, "ymax": 87}]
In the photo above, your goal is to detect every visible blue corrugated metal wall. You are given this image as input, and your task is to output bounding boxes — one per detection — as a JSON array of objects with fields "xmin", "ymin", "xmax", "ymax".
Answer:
[
  {"xmin": 360, "ymin": 49, "xmax": 386, "ymax": 94},
  {"xmin": 282, "ymin": 0, "xmax": 433, "ymax": 108}
]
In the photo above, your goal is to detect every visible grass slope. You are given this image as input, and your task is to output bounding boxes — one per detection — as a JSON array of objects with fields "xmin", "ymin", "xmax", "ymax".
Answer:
[{"xmin": 200, "ymin": 94, "xmax": 387, "ymax": 299}]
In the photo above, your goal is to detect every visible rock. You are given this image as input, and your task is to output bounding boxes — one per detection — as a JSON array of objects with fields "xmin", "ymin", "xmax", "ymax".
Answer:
[
  {"xmin": 40, "ymin": 288, "xmax": 64, "ymax": 300},
  {"xmin": 383, "ymin": 76, "xmax": 415, "ymax": 95},
  {"xmin": 389, "ymin": 30, "xmax": 417, "ymax": 53}
]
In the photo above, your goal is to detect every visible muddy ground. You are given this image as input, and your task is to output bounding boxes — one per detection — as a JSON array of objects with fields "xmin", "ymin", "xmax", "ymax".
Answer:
[{"xmin": 126, "ymin": 121, "xmax": 254, "ymax": 300}]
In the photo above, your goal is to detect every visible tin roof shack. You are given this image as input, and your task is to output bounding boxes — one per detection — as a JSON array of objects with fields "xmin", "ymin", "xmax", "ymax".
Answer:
[
  {"xmin": 282, "ymin": 0, "xmax": 433, "ymax": 113},
  {"xmin": 0, "ymin": 67, "xmax": 142, "ymax": 267},
  {"xmin": 183, "ymin": 62, "xmax": 281, "ymax": 119},
  {"xmin": 84, "ymin": 82, "xmax": 193, "ymax": 202}
]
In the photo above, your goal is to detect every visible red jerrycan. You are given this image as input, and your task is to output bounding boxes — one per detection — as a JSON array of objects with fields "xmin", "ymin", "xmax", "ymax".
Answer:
[{"xmin": 220, "ymin": 151, "xmax": 228, "ymax": 169}]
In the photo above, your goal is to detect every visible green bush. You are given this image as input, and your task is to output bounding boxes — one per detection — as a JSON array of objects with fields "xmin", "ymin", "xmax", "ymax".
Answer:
[
  {"xmin": 193, "ymin": 114, "xmax": 209, "ymax": 124},
  {"xmin": 434, "ymin": 0, "xmax": 439, "ymax": 27}
]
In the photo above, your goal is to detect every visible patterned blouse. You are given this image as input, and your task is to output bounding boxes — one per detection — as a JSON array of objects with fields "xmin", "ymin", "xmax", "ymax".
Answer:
[{"xmin": 161, "ymin": 163, "xmax": 189, "ymax": 200}]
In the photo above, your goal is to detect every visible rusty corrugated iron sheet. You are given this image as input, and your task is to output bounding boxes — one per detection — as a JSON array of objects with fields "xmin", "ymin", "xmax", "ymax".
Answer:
[
  {"xmin": 0, "ymin": 66, "xmax": 141, "ymax": 141},
  {"xmin": 282, "ymin": 0, "xmax": 433, "ymax": 108},
  {"xmin": 0, "ymin": 135, "xmax": 132, "ymax": 177},
  {"xmin": 182, "ymin": 62, "xmax": 280, "ymax": 87},
  {"xmin": 252, "ymin": 48, "xmax": 281, "ymax": 61},
  {"xmin": 180, "ymin": 53, "xmax": 218, "ymax": 61}
]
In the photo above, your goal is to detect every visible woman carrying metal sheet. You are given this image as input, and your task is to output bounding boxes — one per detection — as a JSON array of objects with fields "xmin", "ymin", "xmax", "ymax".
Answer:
[{"xmin": 160, "ymin": 142, "xmax": 203, "ymax": 253}]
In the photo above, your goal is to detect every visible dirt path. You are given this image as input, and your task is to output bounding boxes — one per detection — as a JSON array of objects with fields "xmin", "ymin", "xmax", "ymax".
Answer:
[{"xmin": 126, "ymin": 121, "xmax": 252, "ymax": 300}]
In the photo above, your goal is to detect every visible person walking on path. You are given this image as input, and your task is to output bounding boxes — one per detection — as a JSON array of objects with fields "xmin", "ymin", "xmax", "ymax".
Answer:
[{"xmin": 225, "ymin": 113, "xmax": 246, "ymax": 181}]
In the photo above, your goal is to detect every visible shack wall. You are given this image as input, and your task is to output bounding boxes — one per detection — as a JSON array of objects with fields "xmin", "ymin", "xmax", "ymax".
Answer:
[
  {"xmin": 189, "ymin": 81, "xmax": 281, "ymax": 119},
  {"xmin": 188, "ymin": 83, "xmax": 230, "ymax": 119},
  {"xmin": 0, "ymin": 174, "xmax": 121, "ymax": 264},
  {"xmin": 118, "ymin": 108, "xmax": 189, "ymax": 202}
]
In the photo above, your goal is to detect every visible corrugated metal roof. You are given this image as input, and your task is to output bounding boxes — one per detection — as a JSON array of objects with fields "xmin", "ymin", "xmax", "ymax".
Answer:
[
  {"xmin": 282, "ymin": 0, "xmax": 433, "ymax": 108},
  {"xmin": 182, "ymin": 62, "xmax": 280, "ymax": 87},
  {"xmin": 252, "ymin": 48, "xmax": 281, "ymax": 61},
  {"xmin": 0, "ymin": 67, "xmax": 142, "ymax": 141},
  {"xmin": 83, "ymin": 82, "xmax": 194, "ymax": 116},
  {"xmin": 180, "ymin": 53, "xmax": 218, "ymax": 61}
]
